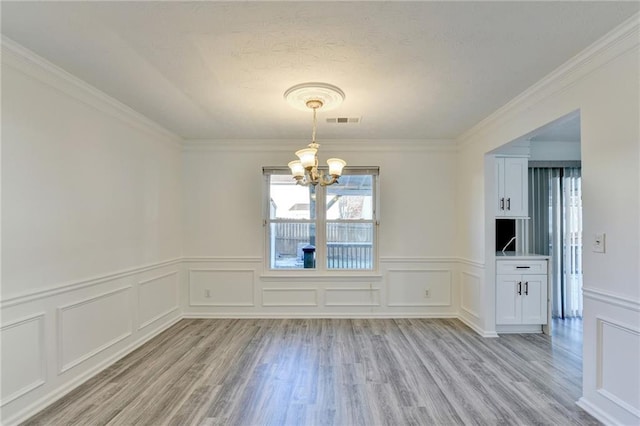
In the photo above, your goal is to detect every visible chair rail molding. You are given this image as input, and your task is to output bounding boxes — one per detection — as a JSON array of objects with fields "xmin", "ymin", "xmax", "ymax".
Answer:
[{"xmin": 583, "ymin": 287, "xmax": 640, "ymax": 312}]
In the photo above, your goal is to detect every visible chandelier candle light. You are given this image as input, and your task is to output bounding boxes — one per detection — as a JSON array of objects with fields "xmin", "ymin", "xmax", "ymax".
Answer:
[{"xmin": 285, "ymin": 83, "xmax": 347, "ymax": 186}]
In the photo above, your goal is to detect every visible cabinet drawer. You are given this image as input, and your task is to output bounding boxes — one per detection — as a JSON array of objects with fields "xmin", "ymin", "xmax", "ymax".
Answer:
[{"xmin": 496, "ymin": 260, "xmax": 547, "ymax": 275}]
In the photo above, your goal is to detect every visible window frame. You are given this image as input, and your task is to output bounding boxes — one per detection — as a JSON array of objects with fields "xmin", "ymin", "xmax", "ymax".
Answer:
[{"xmin": 263, "ymin": 166, "xmax": 380, "ymax": 274}]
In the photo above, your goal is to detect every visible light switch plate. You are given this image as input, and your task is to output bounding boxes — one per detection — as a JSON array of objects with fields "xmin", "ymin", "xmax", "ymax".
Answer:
[{"xmin": 593, "ymin": 233, "xmax": 606, "ymax": 253}]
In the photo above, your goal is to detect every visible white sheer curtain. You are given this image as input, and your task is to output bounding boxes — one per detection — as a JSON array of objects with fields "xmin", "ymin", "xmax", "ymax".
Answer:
[{"xmin": 528, "ymin": 166, "xmax": 582, "ymax": 318}]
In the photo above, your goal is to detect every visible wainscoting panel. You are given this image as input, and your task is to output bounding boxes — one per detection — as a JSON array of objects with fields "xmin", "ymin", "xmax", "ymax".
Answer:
[
  {"xmin": 1, "ymin": 259, "xmax": 182, "ymax": 426},
  {"xmin": 57, "ymin": 287, "xmax": 133, "ymax": 373},
  {"xmin": 325, "ymin": 287, "xmax": 380, "ymax": 307},
  {"xmin": 262, "ymin": 288, "xmax": 318, "ymax": 307},
  {"xmin": 455, "ymin": 259, "xmax": 488, "ymax": 337},
  {"xmin": 579, "ymin": 288, "xmax": 640, "ymax": 425},
  {"xmin": 138, "ymin": 271, "xmax": 179, "ymax": 330},
  {"xmin": 460, "ymin": 271, "xmax": 481, "ymax": 319},
  {"xmin": 597, "ymin": 317, "xmax": 640, "ymax": 417},
  {"xmin": 0, "ymin": 313, "xmax": 46, "ymax": 406},
  {"xmin": 387, "ymin": 269, "xmax": 451, "ymax": 307},
  {"xmin": 189, "ymin": 269, "xmax": 255, "ymax": 307}
]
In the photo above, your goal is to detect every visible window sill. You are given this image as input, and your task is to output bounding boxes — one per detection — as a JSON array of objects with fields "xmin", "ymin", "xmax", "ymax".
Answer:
[{"xmin": 260, "ymin": 272, "xmax": 383, "ymax": 282}]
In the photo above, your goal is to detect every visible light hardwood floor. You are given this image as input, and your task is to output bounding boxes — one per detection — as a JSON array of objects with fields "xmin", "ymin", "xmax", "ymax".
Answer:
[{"xmin": 23, "ymin": 318, "xmax": 597, "ymax": 425}]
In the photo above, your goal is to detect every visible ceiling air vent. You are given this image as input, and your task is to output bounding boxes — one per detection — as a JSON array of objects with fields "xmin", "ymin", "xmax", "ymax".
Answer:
[{"xmin": 326, "ymin": 117, "xmax": 360, "ymax": 124}]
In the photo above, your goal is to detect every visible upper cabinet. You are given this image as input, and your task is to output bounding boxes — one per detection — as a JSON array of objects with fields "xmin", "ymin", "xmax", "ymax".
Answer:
[{"xmin": 494, "ymin": 156, "xmax": 528, "ymax": 218}]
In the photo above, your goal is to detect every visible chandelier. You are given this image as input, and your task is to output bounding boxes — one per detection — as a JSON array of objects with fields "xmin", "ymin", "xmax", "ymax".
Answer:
[{"xmin": 284, "ymin": 83, "xmax": 347, "ymax": 186}]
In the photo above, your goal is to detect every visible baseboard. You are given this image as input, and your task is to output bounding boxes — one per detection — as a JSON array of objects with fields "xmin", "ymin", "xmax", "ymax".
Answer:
[
  {"xmin": 496, "ymin": 324, "xmax": 544, "ymax": 334},
  {"xmin": 576, "ymin": 397, "xmax": 619, "ymax": 426},
  {"xmin": 182, "ymin": 312, "xmax": 459, "ymax": 319},
  {"xmin": 457, "ymin": 315, "xmax": 499, "ymax": 337},
  {"xmin": 3, "ymin": 315, "xmax": 182, "ymax": 426}
]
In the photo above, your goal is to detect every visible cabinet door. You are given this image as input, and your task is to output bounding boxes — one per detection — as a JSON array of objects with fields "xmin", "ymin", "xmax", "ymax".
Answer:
[
  {"xmin": 495, "ymin": 158, "xmax": 506, "ymax": 216},
  {"xmin": 496, "ymin": 275, "xmax": 521, "ymax": 324},
  {"xmin": 520, "ymin": 275, "xmax": 547, "ymax": 324},
  {"xmin": 503, "ymin": 157, "xmax": 528, "ymax": 217}
]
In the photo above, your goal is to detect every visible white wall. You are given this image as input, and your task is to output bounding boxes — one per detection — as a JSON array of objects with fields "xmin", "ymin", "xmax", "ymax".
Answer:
[
  {"xmin": 181, "ymin": 140, "xmax": 462, "ymax": 318},
  {"xmin": 1, "ymin": 41, "xmax": 183, "ymax": 424},
  {"xmin": 456, "ymin": 16, "xmax": 640, "ymax": 425}
]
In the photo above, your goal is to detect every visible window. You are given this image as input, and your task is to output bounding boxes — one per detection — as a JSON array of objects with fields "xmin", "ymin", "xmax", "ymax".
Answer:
[{"xmin": 264, "ymin": 167, "xmax": 379, "ymax": 271}]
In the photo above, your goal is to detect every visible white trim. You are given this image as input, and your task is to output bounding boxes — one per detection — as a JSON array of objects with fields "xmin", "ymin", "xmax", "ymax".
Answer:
[
  {"xmin": 457, "ymin": 12, "xmax": 640, "ymax": 147},
  {"xmin": 457, "ymin": 315, "xmax": 499, "ymax": 338},
  {"xmin": 138, "ymin": 306, "xmax": 180, "ymax": 332},
  {"xmin": 381, "ymin": 256, "xmax": 459, "ymax": 264},
  {"xmin": 57, "ymin": 286, "xmax": 133, "ymax": 374},
  {"xmin": 595, "ymin": 316, "xmax": 640, "ymax": 418},
  {"xmin": 460, "ymin": 271, "xmax": 481, "ymax": 319},
  {"xmin": 1, "ymin": 36, "xmax": 182, "ymax": 148},
  {"xmin": 577, "ymin": 397, "xmax": 622, "ymax": 426},
  {"xmin": 182, "ymin": 313, "xmax": 459, "ymax": 319},
  {"xmin": 182, "ymin": 256, "xmax": 262, "ymax": 263},
  {"xmin": 137, "ymin": 271, "xmax": 179, "ymax": 287},
  {"xmin": 137, "ymin": 271, "xmax": 180, "ymax": 331},
  {"xmin": 460, "ymin": 307, "xmax": 480, "ymax": 321},
  {"xmin": 456, "ymin": 258, "xmax": 486, "ymax": 268},
  {"xmin": 1, "ymin": 258, "xmax": 182, "ymax": 308},
  {"xmin": 261, "ymin": 288, "xmax": 319, "ymax": 307},
  {"xmin": 597, "ymin": 389, "xmax": 640, "ymax": 420},
  {"xmin": 183, "ymin": 139, "xmax": 457, "ymax": 152},
  {"xmin": 324, "ymin": 287, "xmax": 381, "ymax": 307},
  {"xmin": 495, "ymin": 324, "xmax": 543, "ymax": 334},
  {"xmin": 583, "ymin": 288, "xmax": 640, "ymax": 312},
  {"xmin": 0, "ymin": 313, "xmax": 47, "ymax": 406},
  {"xmin": 260, "ymin": 274, "xmax": 383, "ymax": 282}
]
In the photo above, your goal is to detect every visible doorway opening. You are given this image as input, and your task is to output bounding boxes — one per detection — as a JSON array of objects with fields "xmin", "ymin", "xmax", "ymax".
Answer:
[
  {"xmin": 488, "ymin": 110, "xmax": 583, "ymax": 340},
  {"xmin": 522, "ymin": 110, "xmax": 584, "ymax": 337}
]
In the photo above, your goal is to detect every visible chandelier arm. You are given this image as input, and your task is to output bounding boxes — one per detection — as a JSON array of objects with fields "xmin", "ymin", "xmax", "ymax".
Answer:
[{"xmin": 319, "ymin": 174, "xmax": 339, "ymax": 186}]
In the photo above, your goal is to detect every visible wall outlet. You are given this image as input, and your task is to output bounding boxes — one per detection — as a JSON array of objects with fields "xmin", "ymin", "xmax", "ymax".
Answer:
[
  {"xmin": 424, "ymin": 289, "xmax": 430, "ymax": 298},
  {"xmin": 205, "ymin": 289, "xmax": 211, "ymax": 298},
  {"xmin": 593, "ymin": 233, "xmax": 606, "ymax": 253}
]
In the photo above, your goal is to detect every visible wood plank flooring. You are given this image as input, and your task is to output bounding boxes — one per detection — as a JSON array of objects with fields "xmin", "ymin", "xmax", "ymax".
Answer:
[{"xmin": 23, "ymin": 318, "xmax": 598, "ymax": 426}]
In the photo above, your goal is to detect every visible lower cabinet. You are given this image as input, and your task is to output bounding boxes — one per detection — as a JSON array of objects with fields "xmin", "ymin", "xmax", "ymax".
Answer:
[{"xmin": 496, "ymin": 259, "xmax": 548, "ymax": 329}]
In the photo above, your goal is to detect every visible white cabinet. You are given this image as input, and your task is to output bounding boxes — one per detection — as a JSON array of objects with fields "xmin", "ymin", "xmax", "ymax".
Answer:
[
  {"xmin": 494, "ymin": 157, "xmax": 528, "ymax": 218},
  {"xmin": 496, "ymin": 260, "xmax": 547, "ymax": 326}
]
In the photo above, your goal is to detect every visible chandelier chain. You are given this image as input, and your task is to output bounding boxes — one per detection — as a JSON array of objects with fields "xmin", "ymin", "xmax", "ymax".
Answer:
[{"xmin": 311, "ymin": 106, "xmax": 318, "ymax": 144}]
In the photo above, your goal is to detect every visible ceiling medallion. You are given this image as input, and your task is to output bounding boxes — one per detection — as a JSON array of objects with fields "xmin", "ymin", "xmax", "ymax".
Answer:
[{"xmin": 284, "ymin": 82, "xmax": 346, "ymax": 112}]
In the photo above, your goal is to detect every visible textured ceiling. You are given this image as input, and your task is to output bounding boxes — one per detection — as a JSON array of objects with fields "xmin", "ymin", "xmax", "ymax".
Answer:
[{"xmin": 2, "ymin": 2, "xmax": 638, "ymax": 141}]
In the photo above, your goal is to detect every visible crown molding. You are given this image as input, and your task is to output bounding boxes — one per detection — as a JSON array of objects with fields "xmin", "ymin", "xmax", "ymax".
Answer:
[
  {"xmin": 1, "ymin": 36, "xmax": 183, "ymax": 149},
  {"xmin": 182, "ymin": 138, "xmax": 457, "ymax": 152},
  {"xmin": 457, "ymin": 12, "xmax": 640, "ymax": 148}
]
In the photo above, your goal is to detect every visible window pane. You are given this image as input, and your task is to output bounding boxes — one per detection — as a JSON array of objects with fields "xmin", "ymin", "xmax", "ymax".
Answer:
[
  {"xmin": 269, "ymin": 175, "xmax": 316, "ymax": 220},
  {"xmin": 270, "ymin": 222, "xmax": 316, "ymax": 269},
  {"xmin": 326, "ymin": 223, "xmax": 373, "ymax": 270},
  {"xmin": 326, "ymin": 175, "xmax": 373, "ymax": 220}
]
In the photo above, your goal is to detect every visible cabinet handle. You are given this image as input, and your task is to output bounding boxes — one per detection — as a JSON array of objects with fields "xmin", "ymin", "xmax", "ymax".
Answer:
[
  {"xmin": 516, "ymin": 266, "xmax": 530, "ymax": 269},
  {"xmin": 524, "ymin": 282, "xmax": 529, "ymax": 296},
  {"xmin": 500, "ymin": 198, "xmax": 504, "ymax": 210},
  {"xmin": 506, "ymin": 198, "xmax": 511, "ymax": 210},
  {"xmin": 517, "ymin": 282, "xmax": 522, "ymax": 295}
]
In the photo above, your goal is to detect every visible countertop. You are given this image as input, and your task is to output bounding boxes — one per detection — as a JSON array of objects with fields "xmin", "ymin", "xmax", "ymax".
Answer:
[{"xmin": 495, "ymin": 251, "xmax": 549, "ymax": 260}]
